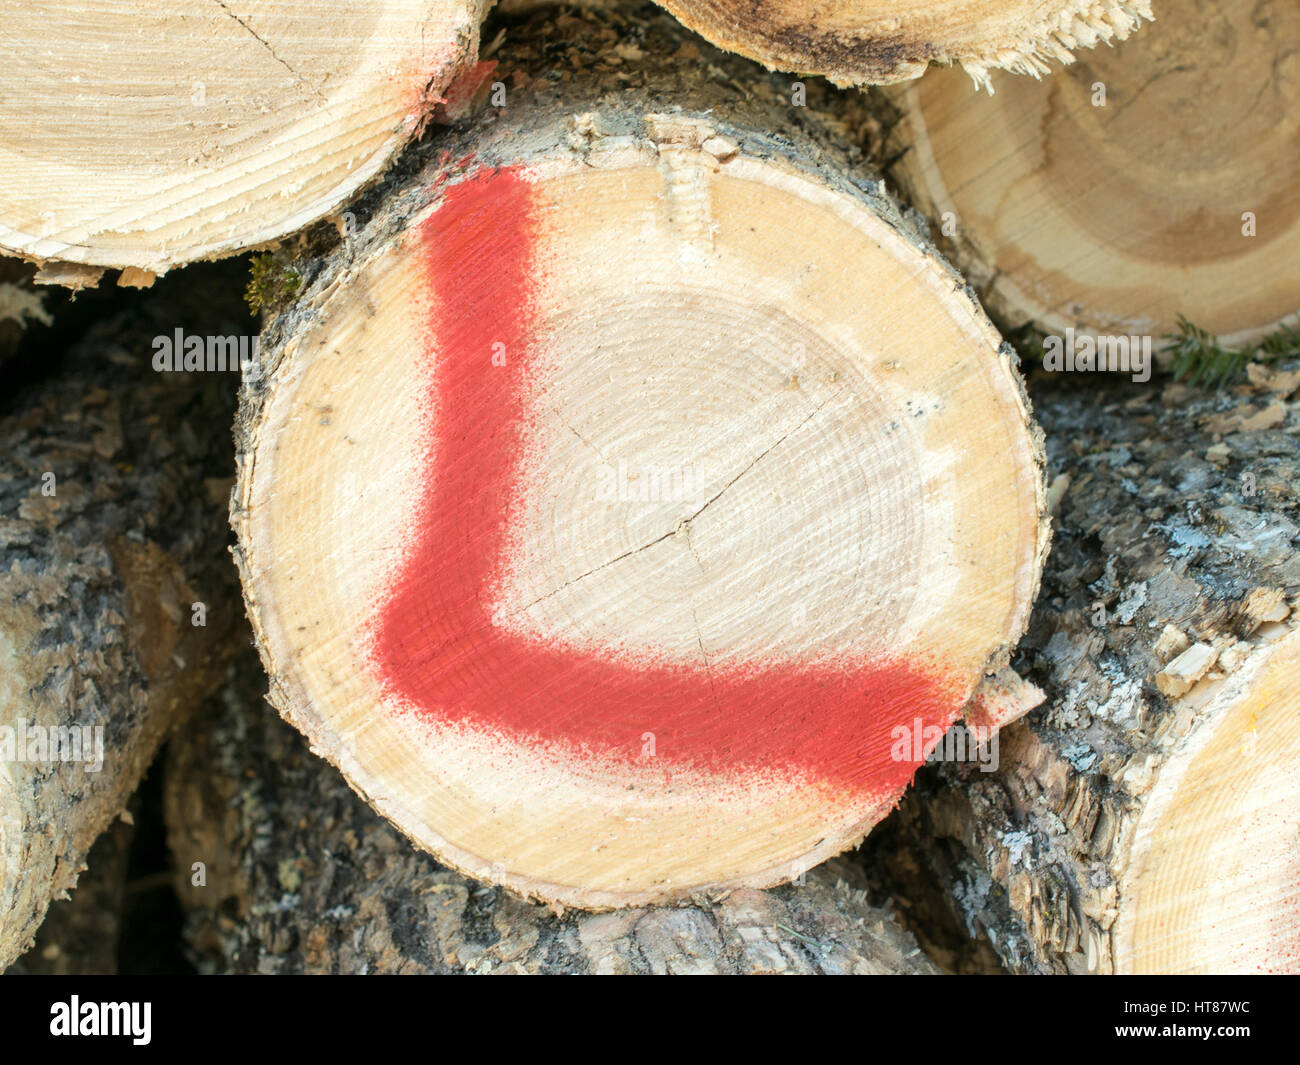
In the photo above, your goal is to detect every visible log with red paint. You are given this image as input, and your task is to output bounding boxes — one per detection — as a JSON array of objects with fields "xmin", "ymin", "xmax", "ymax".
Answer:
[{"xmin": 232, "ymin": 6, "xmax": 1047, "ymax": 908}]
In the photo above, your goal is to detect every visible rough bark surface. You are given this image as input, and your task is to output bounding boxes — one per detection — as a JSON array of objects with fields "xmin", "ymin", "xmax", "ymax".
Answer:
[
  {"xmin": 7, "ymin": 805, "xmax": 135, "ymax": 974},
  {"xmin": 165, "ymin": 651, "xmax": 940, "ymax": 975},
  {"xmin": 0, "ymin": 266, "xmax": 247, "ymax": 970},
  {"xmin": 863, "ymin": 362, "xmax": 1300, "ymax": 974}
]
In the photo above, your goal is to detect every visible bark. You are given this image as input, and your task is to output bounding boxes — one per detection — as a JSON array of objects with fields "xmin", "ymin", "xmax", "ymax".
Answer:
[
  {"xmin": 7, "ymin": 805, "xmax": 135, "ymax": 975},
  {"xmin": 0, "ymin": 266, "xmax": 247, "ymax": 970},
  {"xmin": 649, "ymin": 0, "xmax": 1152, "ymax": 88},
  {"xmin": 165, "ymin": 650, "xmax": 940, "ymax": 975},
  {"xmin": 863, "ymin": 362, "xmax": 1300, "ymax": 974}
]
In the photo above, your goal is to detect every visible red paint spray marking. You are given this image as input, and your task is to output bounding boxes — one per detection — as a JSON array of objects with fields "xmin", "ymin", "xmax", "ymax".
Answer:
[{"xmin": 371, "ymin": 165, "xmax": 964, "ymax": 794}]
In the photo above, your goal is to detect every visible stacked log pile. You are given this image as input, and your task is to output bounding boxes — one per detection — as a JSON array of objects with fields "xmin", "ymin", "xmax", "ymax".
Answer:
[{"xmin": 0, "ymin": 0, "xmax": 1295, "ymax": 977}]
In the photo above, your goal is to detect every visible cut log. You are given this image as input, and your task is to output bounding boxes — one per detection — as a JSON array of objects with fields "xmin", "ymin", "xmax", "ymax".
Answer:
[
  {"xmin": 7, "ymin": 807, "xmax": 135, "ymax": 975},
  {"xmin": 0, "ymin": 270, "xmax": 245, "ymax": 970},
  {"xmin": 889, "ymin": 0, "xmax": 1300, "ymax": 345},
  {"xmin": 233, "ymin": 5, "xmax": 1047, "ymax": 908},
  {"xmin": 0, "ymin": 1, "xmax": 488, "ymax": 274},
  {"xmin": 865, "ymin": 367, "xmax": 1300, "ymax": 974},
  {"xmin": 651, "ymin": 0, "xmax": 1152, "ymax": 88},
  {"xmin": 165, "ymin": 654, "xmax": 941, "ymax": 975}
]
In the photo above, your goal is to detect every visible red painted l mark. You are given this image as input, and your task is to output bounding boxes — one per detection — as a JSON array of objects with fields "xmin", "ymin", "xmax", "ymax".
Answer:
[{"xmin": 370, "ymin": 165, "xmax": 961, "ymax": 797}]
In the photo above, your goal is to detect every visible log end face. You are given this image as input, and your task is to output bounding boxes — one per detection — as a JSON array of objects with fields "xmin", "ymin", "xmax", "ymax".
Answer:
[
  {"xmin": 1117, "ymin": 627, "xmax": 1300, "ymax": 974},
  {"xmin": 891, "ymin": 0, "xmax": 1298, "ymax": 341},
  {"xmin": 0, "ymin": 0, "xmax": 490, "ymax": 271},
  {"xmin": 237, "ymin": 110, "xmax": 1046, "ymax": 906}
]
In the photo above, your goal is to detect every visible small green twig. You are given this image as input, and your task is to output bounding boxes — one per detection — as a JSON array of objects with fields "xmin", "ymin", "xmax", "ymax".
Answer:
[
  {"xmin": 776, "ymin": 923, "xmax": 817, "ymax": 946},
  {"xmin": 1163, "ymin": 315, "xmax": 1300, "ymax": 390}
]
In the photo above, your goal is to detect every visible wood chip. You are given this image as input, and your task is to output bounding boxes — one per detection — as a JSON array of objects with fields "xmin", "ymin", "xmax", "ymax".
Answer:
[{"xmin": 1155, "ymin": 642, "xmax": 1218, "ymax": 698}]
